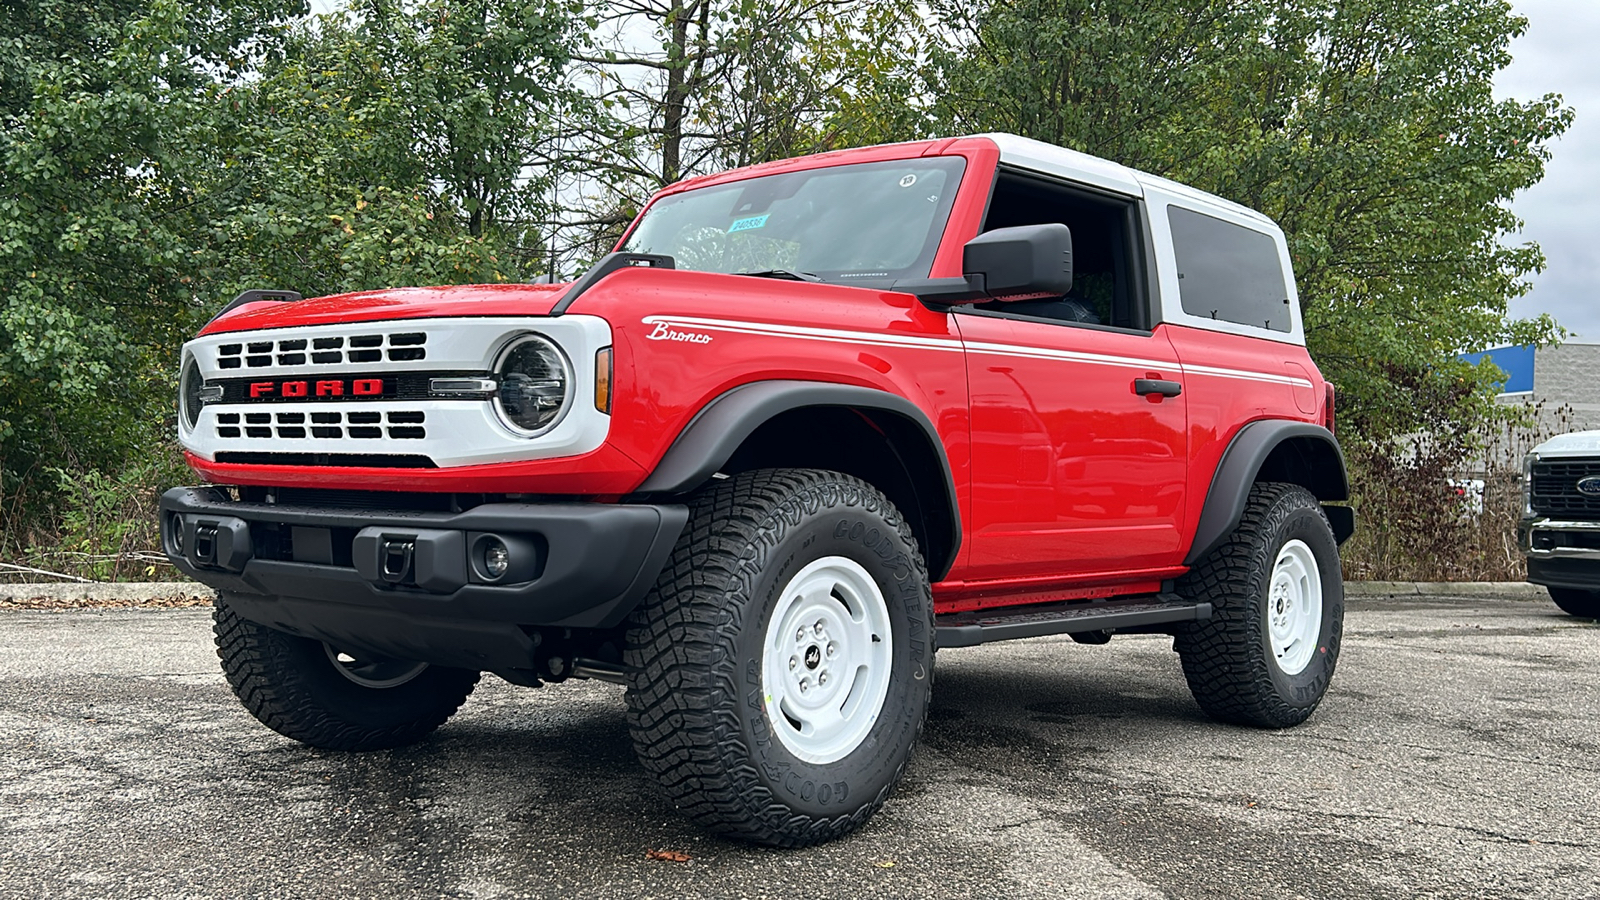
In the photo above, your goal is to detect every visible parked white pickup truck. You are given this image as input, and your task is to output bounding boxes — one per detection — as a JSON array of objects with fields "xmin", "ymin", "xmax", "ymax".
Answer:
[{"xmin": 1520, "ymin": 431, "xmax": 1600, "ymax": 618}]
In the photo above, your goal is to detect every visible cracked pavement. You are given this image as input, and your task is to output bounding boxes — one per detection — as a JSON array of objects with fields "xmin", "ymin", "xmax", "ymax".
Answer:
[{"xmin": 1, "ymin": 594, "xmax": 1596, "ymax": 899}]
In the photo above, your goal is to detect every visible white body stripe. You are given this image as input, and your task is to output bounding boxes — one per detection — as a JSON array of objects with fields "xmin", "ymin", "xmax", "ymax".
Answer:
[
  {"xmin": 641, "ymin": 315, "xmax": 1312, "ymax": 389},
  {"xmin": 641, "ymin": 315, "xmax": 963, "ymax": 352}
]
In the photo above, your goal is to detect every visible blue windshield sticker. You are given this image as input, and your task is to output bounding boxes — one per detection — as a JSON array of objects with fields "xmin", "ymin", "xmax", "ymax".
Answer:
[{"xmin": 727, "ymin": 214, "xmax": 769, "ymax": 233}]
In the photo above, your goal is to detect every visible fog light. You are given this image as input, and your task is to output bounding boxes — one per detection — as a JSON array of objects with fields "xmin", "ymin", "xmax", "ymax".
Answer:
[
  {"xmin": 170, "ymin": 515, "xmax": 184, "ymax": 554},
  {"xmin": 483, "ymin": 538, "xmax": 510, "ymax": 578}
]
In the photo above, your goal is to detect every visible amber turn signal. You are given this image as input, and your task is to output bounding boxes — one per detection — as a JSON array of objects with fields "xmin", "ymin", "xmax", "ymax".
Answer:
[{"xmin": 595, "ymin": 346, "xmax": 613, "ymax": 413}]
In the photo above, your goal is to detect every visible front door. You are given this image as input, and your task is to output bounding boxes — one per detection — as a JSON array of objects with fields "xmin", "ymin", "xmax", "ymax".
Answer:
[{"xmin": 959, "ymin": 313, "xmax": 1188, "ymax": 579}]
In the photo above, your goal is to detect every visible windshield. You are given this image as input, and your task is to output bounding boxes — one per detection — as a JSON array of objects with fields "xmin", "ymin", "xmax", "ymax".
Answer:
[{"xmin": 620, "ymin": 157, "xmax": 967, "ymax": 283}]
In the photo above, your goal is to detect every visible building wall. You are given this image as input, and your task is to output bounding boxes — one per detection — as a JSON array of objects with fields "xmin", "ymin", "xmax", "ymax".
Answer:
[{"xmin": 1493, "ymin": 341, "xmax": 1600, "ymax": 437}]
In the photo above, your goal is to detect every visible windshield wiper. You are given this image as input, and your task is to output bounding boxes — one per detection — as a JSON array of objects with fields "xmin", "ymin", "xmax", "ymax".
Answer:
[{"xmin": 732, "ymin": 269, "xmax": 822, "ymax": 282}]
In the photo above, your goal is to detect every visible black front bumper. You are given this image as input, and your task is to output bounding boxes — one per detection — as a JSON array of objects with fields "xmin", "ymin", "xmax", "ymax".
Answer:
[
  {"xmin": 160, "ymin": 486, "xmax": 687, "ymax": 671},
  {"xmin": 1519, "ymin": 515, "xmax": 1600, "ymax": 591},
  {"xmin": 1527, "ymin": 556, "xmax": 1600, "ymax": 591}
]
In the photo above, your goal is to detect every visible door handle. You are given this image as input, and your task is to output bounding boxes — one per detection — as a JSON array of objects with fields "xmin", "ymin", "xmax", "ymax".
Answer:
[{"xmin": 1134, "ymin": 378, "xmax": 1182, "ymax": 398}]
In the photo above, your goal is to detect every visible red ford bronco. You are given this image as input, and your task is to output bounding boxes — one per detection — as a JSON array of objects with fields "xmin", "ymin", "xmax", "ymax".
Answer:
[{"xmin": 162, "ymin": 134, "xmax": 1353, "ymax": 847}]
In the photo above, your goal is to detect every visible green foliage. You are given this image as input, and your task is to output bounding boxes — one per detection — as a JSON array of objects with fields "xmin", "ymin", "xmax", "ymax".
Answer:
[
  {"xmin": 195, "ymin": 0, "xmax": 577, "ymax": 297},
  {"xmin": 0, "ymin": 0, "xmax": 305, "ymax": 528}
]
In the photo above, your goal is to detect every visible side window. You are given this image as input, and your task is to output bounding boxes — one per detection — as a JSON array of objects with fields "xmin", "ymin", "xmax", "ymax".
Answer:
[
  {"xmin": 974, "ymin": 170, "xmax": 1144, "ymax": 329},
  {"xmin": 1167, "ymin": 206, "xmax": 1290, "ymax": 332}
]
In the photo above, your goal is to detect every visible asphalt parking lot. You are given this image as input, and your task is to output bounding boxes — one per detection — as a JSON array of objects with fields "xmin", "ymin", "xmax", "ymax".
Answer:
[{"xmin": 1, "ymin": 592, "xmax": 1595, "ymax": 900}]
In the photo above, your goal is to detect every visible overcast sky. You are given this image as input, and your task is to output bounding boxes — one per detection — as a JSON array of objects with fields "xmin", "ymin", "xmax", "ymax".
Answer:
[{"xmin": 1497, "ymin": 0, "xmax": 1599, "ymax": 341}]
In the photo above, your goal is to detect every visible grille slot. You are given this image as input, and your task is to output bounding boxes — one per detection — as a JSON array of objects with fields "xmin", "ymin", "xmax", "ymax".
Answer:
[
  {"xmin": 1530, "ymin": 459, "xmax": 1600, "ymax": 519},
  {"xmin": 214, "ymin": 409, "xmax": 425, "ymax": 441},
  {"xmin": 213, "ymin": 331, "xmax": 427, "ymax": 369},
  {"xmin": 215, "ymin": 452, "xmax": 437, "ymax": 468}
]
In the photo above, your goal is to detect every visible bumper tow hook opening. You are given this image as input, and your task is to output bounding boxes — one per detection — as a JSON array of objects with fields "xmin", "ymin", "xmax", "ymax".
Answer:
[
  {"xmin": 381, "ymin": 540, "xmax": 416, "ymax": 584},
  {"xmin": 193, "ymin": 524, "xmax": 219, "ymax": 566}
]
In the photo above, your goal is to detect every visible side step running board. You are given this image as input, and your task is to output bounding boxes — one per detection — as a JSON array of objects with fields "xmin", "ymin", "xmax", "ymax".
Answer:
[{"xmin": 936, "ymin": 598, "xmax": 1212, "ymax": 649}]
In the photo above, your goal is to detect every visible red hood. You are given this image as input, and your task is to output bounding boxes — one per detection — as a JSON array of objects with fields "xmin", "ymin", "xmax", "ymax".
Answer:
[{"xmin": 199, "ymin": 283, "xmax": 573, "ymax": 335}]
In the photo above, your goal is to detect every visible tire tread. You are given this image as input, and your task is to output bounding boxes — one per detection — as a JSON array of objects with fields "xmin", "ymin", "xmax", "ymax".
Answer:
[
  {"xmin": 213, "ymin": 596, "xmax": 478, "ymax": 751},
  {"xmin": 623, "ymin": 468, "xmax": 932, "ymax": 847}
]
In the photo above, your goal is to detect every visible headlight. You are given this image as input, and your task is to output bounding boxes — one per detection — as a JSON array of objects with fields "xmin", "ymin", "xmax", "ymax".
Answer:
[
  {"xmin": 1523, "ymin": 451, "xmax": 1539, "ymax": 516},
  {"xmin": 493, "ymin": 334, "xmax": 572, "ymax": 436},
  {"xmin": 180, "ymin": 356, "xmax": 204, "ymax": 431}
]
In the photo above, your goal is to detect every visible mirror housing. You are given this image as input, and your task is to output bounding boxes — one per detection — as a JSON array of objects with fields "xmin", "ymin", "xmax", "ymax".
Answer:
[{"xmin": 963, "ymin": 223, "xmax": 1073, "ymax": 300}]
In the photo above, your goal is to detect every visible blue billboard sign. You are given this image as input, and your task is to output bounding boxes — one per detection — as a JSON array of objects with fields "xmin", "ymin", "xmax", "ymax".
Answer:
[{"xmin": 1460, "ymin": 344, "xmax": 1535, "ymax": 394}]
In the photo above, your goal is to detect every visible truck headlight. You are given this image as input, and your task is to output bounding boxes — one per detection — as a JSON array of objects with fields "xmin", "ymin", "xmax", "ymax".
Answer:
[
  {"xmin": 493, "ymin": 334, "xmax": 571, "ymax": 437},
  {"xmin": 180, "ymin": 356, "xmax": 204, "ymax": 431},
  {"xmin": 1522, "ymin": 451, "xmax": 1539, "ymax": 516}
]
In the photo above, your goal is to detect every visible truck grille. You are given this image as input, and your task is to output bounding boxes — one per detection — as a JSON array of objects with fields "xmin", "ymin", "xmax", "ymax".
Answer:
[
  {"xmin": 213, "ymin": 410, "xmax": 426, "ymax": 440},
  {"xmin": 216, "ymin": 332, "xmax": 426, "ymax": 369},
  {"xmin": 1530, "ymin": 459, "xmax": 1600, "ymax": 518}
]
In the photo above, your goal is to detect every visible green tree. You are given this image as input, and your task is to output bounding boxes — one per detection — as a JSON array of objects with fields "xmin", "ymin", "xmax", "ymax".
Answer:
[
  {"xmin": 0, "ymin": 0, "xmax": 305, "ymax": 524},
  {"xmin": 196, "ymin": 0, "xmax": 577, "ymax": 297}
]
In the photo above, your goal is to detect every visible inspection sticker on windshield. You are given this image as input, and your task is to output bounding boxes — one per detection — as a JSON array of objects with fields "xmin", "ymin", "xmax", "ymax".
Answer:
[{"xmin": 727, "ymin": 214, "xmax": 769, "ymax": 233}]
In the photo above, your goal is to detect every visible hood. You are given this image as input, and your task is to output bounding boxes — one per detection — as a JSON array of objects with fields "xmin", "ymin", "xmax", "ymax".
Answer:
[
  {"xmin": 1533, "ymin": 430, "xmax": 1600, "ymax": 458},
  {"xmin": 199, "ymin": 283, "xmax": 573, "ymax": 335}
]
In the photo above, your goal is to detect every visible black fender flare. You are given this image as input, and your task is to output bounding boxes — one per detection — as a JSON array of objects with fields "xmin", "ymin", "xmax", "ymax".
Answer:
[
  {"xmin": 1185, "ymin": 420, "xmax": 1353, "ymax": 566},
  {"xmin": 635, "ymin": 380, "xmax": 962, "ymax": 579}
]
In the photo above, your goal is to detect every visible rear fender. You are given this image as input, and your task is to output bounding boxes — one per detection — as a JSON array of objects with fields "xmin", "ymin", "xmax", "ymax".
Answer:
[{"xmin": 1186, "ymin": 421, "xmax": 1352, "ymax": 566}]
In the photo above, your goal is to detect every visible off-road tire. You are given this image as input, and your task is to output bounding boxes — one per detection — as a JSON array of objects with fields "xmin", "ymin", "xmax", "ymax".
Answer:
[
  {"xmin": 623, "ymin": 469, "xmax": 935, "ymax": 847},
  {"xmin": 1548, "ymin": 586, "xmax": 1600, "ymax": 619},
  {"xmin": 213, "ymin": 593, "xmax": 479, "ymax": 750},
  {"xmin": 1174, "ymin": 482, "xmax": 1343, "ymax": 728}
]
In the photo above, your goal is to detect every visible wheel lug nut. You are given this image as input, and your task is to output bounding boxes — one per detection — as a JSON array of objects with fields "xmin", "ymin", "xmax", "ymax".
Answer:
[
  {"xmin": 826, "ymin": 641, "xmax": 838, "ymax": 657},
  {"xmin": 814, "ymin": 620, "xmax": 826, "ymax": 636},
  {"xmin": 789, "ymin": 656, "xmax": 798, "ymax": 671},
  {"xmin": 796, "ymin": 627, "xmax": 806, "ymax": 642},
  {"xmin": 818, "ymin": 671, "xmax": 829, "ymax": 686},
  {"xmin": 799, "ymin": 678, "xmax": 810, "ymax": 693}
]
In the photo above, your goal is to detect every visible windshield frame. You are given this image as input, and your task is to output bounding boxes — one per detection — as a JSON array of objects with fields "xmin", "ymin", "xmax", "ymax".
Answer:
[{"xmin": 616, "ymin": 156, "xmax": 970, "ymax": 286}]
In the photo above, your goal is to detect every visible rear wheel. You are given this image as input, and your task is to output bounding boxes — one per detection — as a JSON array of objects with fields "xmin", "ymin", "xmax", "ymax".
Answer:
[
  {"xmin": 623, "ymin": 469, "xmax": 934, "ymax": 847},
  {"xmin": 213, "ymin": 593, "xmax": 479, "ymax": 750},
  {"xmin": 1547, "ymin": 586, "xmax": 1600, "ymax": 618},
  {"xmin": 1175, "ymin": 482, "xmax": 1343, "ymax": 728}
]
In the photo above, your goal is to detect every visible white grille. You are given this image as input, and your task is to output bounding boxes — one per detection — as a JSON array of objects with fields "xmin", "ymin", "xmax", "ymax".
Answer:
[
  {"xmin": 181, "ymin": 316, "xmax": 613, "ymax": 468},
  {"xmin": 215, "ymin": 331, "xmax": 427, "ymax": 370},
  {"xmin": 214, "ymin": 410, "xmax": 427, "ymax": 441}
]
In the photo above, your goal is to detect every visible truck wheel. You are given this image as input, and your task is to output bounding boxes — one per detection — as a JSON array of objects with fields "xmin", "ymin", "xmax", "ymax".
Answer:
[
  {"xmin": 212, "ymin": 594, "xmax": 479, "ymax": 751},
  {"xmin": 1548, "ymin": 586, "xmax": 1600, "ymax": 618},
  {"xmin": 1174, "ymin": 482, "xmax": 1343, "ymax": 728},
  {"xmin": 623, "ymin": 469, "xmax": 934, "ymax": 847}
]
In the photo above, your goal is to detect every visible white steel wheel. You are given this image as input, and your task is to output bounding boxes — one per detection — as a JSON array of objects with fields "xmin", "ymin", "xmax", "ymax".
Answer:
[
  {"xmin": 761, "ymin": 555, "xmax": 893, "ymax": 765},
  {"xmin": 324, "ymin": 644, "xmax": 429, "ymax": 689},
  {"xmin": 1266, "ymin": 539, "xmax": 1322, "ymax": 676}
]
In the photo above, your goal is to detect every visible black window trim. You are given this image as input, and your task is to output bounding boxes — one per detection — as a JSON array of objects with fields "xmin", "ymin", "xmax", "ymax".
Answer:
[{"xmin": 955, "ymin": 165, "xmax": 1161, "ymax": 337}]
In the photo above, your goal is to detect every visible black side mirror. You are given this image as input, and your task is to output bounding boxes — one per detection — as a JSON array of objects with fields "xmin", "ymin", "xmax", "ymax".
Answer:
[{"xmin": 963, "ymin": 223, "xmax": 1072, "ymax": 299}]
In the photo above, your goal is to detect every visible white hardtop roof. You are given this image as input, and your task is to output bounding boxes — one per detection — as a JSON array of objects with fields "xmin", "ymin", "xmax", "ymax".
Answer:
[{"xmin": 978, "ymin": 133, "xmax": 1277, "ymax": 228}]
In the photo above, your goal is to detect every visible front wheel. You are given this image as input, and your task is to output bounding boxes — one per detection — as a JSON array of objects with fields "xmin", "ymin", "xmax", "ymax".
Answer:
[
  {"xmin": 213, "ymin": 594, "xmax": 479, "ymax": 750},
  {"xmin": 1548, "ymin": 586, "xmax": 1600, "ymax": 618},
  {"xmin": 623, "ymin": 469, "xmax": 934, "ymax": 847},
  {"xmin": 1175, "ymin": 482, "xmax": 1344, "ymax": 728}
]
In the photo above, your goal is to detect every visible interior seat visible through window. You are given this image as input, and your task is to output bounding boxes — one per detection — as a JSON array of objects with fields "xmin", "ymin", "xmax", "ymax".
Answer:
[{"xmin": 975, "ymin": 170, "xmax": 1144, "ymax": 330}]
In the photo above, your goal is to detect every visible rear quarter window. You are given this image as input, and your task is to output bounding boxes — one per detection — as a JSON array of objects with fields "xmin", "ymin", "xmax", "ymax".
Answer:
[{"xmin": 1168, "ymin": 206, "xmax": 1291, "ymax": 333}]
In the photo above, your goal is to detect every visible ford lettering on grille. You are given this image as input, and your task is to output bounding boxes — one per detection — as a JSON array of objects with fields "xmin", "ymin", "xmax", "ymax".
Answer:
[
  {"xmin": 231, "ymin": 377, "xmax": 390, "ymax": 401},
  {"xmin": 1576, "ymin": 475, "xmax": 1600, "ymax": 497}
]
